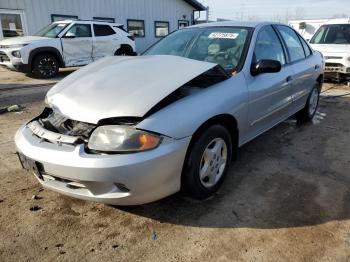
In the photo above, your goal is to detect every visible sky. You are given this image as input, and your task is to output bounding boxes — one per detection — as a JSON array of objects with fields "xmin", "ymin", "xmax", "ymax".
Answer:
[{"xmin": 198, "ymin": 0, "xmax": 350, "ymax": 22}]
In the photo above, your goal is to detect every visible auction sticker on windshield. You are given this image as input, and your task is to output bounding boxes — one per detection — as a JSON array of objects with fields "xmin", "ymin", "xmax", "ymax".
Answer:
[{"xmin": 208, "ymin": 32, "xmax": 239, "ymax": 39}]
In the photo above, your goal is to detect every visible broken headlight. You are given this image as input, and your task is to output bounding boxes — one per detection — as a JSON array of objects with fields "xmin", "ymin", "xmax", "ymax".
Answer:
[{"xmin": 87, "ymin": 126, "xmax": 161, "ymax": 153}]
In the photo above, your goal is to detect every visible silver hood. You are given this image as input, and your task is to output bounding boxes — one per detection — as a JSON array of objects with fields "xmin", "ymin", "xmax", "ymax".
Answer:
[
  {"xmin": 0, "ymin": 36, "xmax": 49, "ymax": 46},
  {"xmin": 47, "ymin": 55, "xmax": 217, "ymax": 124}
]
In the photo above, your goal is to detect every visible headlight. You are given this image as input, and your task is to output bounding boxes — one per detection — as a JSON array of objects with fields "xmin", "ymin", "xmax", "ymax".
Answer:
[
  {"xmin": 88, "ymin": 125, "xmax": 161, "ymax": 153},
  {"xmin": 12, "ymin": 50, "xmax": 21, "ymax": 58}
]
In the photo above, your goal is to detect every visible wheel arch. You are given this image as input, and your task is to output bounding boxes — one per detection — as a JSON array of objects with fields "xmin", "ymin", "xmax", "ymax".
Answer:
[
  {"xmin": 180, "ymin": 113, "xmax": 239, "ymax": 191},
  {"xmin": 316, "ymin": 74, "xmax": 324, "ymax": 90},
  {"xmin": 28, "ymin": 47, "xmax": 65, "ymax": 70},
  {"xmin": 184, "ymin": 114, "xmax": 239, "ymax": 164}
]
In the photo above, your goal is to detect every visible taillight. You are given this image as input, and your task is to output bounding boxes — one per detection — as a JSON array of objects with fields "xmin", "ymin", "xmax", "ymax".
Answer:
[{"xmin": 128, "ymin": 36, "xmax": 135, "ymax": 41}]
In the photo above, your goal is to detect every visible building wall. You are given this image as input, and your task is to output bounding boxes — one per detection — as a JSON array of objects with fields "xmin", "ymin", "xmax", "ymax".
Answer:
[{"xmin": 0, "ymin": 0, "xmax": 196, "ymax": 52}]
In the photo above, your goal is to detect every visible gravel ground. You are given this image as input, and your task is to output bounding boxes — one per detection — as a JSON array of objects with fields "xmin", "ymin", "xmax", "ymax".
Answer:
[{"xmin": 0, "ymin": 67, "xmax": 350, "ymax": 261}]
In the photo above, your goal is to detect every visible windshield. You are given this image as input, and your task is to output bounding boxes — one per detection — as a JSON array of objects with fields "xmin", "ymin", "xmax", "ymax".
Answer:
[
  {"xmin": 310, "ymin": 24, "xmax": 350, "ymax": 44},
  {"xmin": 35, "ymin": 23, "xmax": 69, "ymax": 38},
  {"xmin": 144, "ymin": 27, "xmax": 251, "ymax": 72}
]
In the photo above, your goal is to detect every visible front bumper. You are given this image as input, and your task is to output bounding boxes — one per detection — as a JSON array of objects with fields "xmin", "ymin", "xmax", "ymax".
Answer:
[
  {"xmin": 0, "ymin": 48, "xmax": 29, "ymax": 72},
  {"xmin": 15, "ymin": 124, "xmax": 191, "ymax": 205}
]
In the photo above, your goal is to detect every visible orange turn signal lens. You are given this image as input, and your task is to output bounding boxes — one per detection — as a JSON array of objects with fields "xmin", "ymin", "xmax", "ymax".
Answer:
[{"xmin": 139, "ymin": 133, "xmax": 161, "ymax": 150}]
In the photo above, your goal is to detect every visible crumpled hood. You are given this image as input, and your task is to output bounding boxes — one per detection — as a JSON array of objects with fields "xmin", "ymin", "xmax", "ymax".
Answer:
[
  {"xmin": 0, "ymin": 36, "xmax": 49, "ymax": 46},
  {"xmin": 47, "ymin": 55, "xmax": 217, "ymax": 124},
  {"xmin": 311, "ymin": 44, "xmax": 350, "ymax": 55}
]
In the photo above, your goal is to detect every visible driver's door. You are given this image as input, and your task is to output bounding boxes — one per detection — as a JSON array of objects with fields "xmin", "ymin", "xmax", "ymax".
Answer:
[
  {"xmin": 61, "ymin": 23, "xmax": 93, "ymax": 66},
  {"xmin": 245, "ymin": 25, "xmax": 293, "ymax": 140}
]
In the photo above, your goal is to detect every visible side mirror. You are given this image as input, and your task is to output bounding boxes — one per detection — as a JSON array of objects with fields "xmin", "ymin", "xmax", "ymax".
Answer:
[
  {"xmin": 251, "ymin": 59, "xmax": 282, "ymax": 76},
  {"xmin": 63, "ymin": 33, "xmax": 76, "ymax": 39}
]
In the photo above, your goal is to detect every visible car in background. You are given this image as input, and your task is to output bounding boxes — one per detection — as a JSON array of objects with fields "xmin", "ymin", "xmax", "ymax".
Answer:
[
  {"xmin": 15, "ymin": 21, "xmax": 324, "ymax": 205},
  {"xmin": 0, "ymin": 20, "xmax": 136, "ymax": 78},
  {"xmin": 310, "ymin": 20, "xmax": 350, "ymax": 82}
]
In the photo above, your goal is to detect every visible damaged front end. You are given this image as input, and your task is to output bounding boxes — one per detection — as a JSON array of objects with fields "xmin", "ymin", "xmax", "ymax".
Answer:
[
  {"xmin": 28, "ymin": 108, "xmax": 96, "ymax": 145},
  {"xmin": 28, "ymin": 108, "xmax": 143, "ymax": 147},
  {"xmin": 30, "ymin": 56, "xmax": 231, "ymax": 148}
]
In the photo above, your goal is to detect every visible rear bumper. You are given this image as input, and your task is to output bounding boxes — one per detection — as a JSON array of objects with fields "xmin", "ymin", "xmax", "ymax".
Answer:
[{"xmin": 15, "ymin": 124, "xmax": 191, "ymax": 205}]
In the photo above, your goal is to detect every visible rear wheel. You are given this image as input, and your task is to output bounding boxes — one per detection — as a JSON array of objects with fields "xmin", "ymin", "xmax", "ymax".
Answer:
[
  {"xmin": 182, "ymin": 125, "xmax": 233, "ymax": 200},
  {"xmin": 31, "ymin": 53, "xmax": 59, "ymax": 79},
  {"xmin": 115, "ymin": 47, "xmax": 133, "ymax": 56},
  {"xmin": 296, "ymin": 83, "xmax": 320, "ymax": 122}
]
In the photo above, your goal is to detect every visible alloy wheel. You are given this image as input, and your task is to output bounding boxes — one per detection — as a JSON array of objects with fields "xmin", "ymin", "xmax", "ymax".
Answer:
[
  {"xmin": 37, "ymin": 57, "xmax": 58, "ymax": 77},
  {"xmin": 199, "ymin": 138, "xmax": 228, "ymax": 188},
  {"xmin": 308, "ymin": 88, "xmax": 319, "ymax": 116}
]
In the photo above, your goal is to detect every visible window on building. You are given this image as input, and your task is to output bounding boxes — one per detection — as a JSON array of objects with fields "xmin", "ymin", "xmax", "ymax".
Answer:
[
  {"xmin": 155, "ymin": 21, "xmax": 169, "ymax": 37},
  {"xmin": 178, "ymin": 20, "xmax": 189, "ymax": 29},
  {"xmin": 51, "ymin": 14, "xmax": 78, "ymax": 22},
  {"xmin": 127, "ymin": 20, "xmax": 145, "ymax": 37},
  {"xmin": 64, "ymin": 24, "xmax": 92, "ymax": 38},
  {"xmin": 0, "ymin": 12, "xmax": 24, "ymax": 38},
  {"xmin": 93, "ymin": 24, "xmax": 115, "ymax": 36},
  {"xmin": 93, "ymin": 17, "xmax": 115, "ymax": 23}
]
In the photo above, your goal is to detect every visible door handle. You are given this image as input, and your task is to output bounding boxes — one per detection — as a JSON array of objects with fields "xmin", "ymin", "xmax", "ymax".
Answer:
[
  {"xmin": 286, "ymin": 76, "xmax": 293, "ymax": 83},
  {"xmin": 315, "ymin": 64, "xmax": 320, "ymax": 70}
]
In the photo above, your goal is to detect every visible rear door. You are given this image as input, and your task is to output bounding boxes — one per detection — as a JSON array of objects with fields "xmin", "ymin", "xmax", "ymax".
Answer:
[
  {"xmin": 61, "ymin": 23, "xmax": 93, "ymax": 66},
  {"xmin": 246, "ymin": 25, "xmax": 294, "ymax": 139},
  {"xmin": 275, "ymin": 25, "xmax": 316, "ymax": 113},
  {"xmin": 92, "ymin": 24, "xmax": 119, "ymax": 61}
]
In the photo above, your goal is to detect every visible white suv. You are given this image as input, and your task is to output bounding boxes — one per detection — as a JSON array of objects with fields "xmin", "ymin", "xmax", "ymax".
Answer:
[
  {"xmin": 309, "ymin": 21, "xmax": 350, "ymax": 82},
  {"xmin": 0, "ymin": 20, "xmax": 136, "ymax": 78}
]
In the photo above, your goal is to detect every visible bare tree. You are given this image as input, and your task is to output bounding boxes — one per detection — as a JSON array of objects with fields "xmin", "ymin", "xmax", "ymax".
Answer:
[{"xmin": 272, "ymin": 13, "xmax": 283, "ymax": 23}]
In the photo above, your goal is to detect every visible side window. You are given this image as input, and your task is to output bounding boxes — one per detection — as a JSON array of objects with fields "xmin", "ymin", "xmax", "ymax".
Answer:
[
  {"xmin": 254, "ymin": 26, "xmax": 286, "ymax": 65},
  {"xmin": 299, "ymin": 35, "xmax": 312, "ymax": 57},
  {"xmin": 93, "ymin": 24, "xmax": 116, "ymax": 36},
  {"xmin": 276, "ymin": 26, "xmax": 305, "ymax": 62},
  {"xmin": 65, "ymin": 24, "xmax": 92, "ymax": 37}
]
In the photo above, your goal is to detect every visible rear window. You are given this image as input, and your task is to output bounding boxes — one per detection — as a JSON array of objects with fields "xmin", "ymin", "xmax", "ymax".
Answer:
[
  {"xmin": 93, "ymin": 24, "xmax": 116, "ymax": 36},
  {"xmin": 276, "ymin": 25, "xmax": 305, "ymax": 62},
  {"xmin": 299, "ymin": 35, "xmax": 312, "ymax": 57}
]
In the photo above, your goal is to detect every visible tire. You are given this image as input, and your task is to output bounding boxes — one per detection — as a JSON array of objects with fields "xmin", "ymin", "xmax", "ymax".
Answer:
[
  {"xmin": 182, "ymin": 125, "xmax": 233, "ymax": 200},
  {"xmin": 31, "ymin": 53, "xmax": 59, "ymax": 79},
  {"xmin": 115, "ymin": 47, "xmax": 133, "ymax": 56},
  {"xmin": 296, "ymin": 82, "xmax": 320, "ymax": 122}
]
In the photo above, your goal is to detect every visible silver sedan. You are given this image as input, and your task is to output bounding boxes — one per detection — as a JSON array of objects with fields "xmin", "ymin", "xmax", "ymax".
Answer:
[{"xmin": 15, "ymin": 21, "xmax": 324, "ymax": 205}]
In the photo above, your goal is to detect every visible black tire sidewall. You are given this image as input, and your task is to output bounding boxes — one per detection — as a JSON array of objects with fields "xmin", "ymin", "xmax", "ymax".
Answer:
[
  {"xmin": 296, "ymin": 82, "xmax": 320, "ymax": 122},
  {"xmin": 183, "ymin": 125, "xmax": 233, "ymax": 199},
  {"xmin": 115, "ymin": 48, "xmax": 130, "ymax": 56}
]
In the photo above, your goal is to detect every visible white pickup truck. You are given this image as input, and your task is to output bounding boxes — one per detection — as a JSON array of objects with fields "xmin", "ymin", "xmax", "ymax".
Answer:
[
  {"xmin": 309, "ymin": 20, "xmax": 350, "ymax": 82},
  {"xmin": 0, "ymin": 20, "xmax": 136, "ymax": 78}
]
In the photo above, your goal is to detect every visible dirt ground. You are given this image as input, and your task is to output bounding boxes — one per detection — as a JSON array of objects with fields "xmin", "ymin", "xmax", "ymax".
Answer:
[{"xmin": 0, "ymin": 68, "xmax": 350, "ymax": 261}]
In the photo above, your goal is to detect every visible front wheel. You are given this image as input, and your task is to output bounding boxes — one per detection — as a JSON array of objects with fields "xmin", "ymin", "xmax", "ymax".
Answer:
[
  {"xmin": 31, "ymin": 54, "xmax": 59, "ymax": 79},
  {"xmin": 182, "ymin": 125, "xmax": 233, "ymax": 200},
  {"xmin": 296, "ymin": 83, "xmax": 320, "ymax": 122}
]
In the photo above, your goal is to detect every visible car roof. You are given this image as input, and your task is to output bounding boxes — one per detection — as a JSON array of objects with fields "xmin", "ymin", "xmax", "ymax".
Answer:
[
  {"xmin": 53, "ymin": 20, "xmax": 123, "ymax": 26},
  {"xmin": 189, "ymin": 21, "xmax": 286, "ymax": 29}
]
